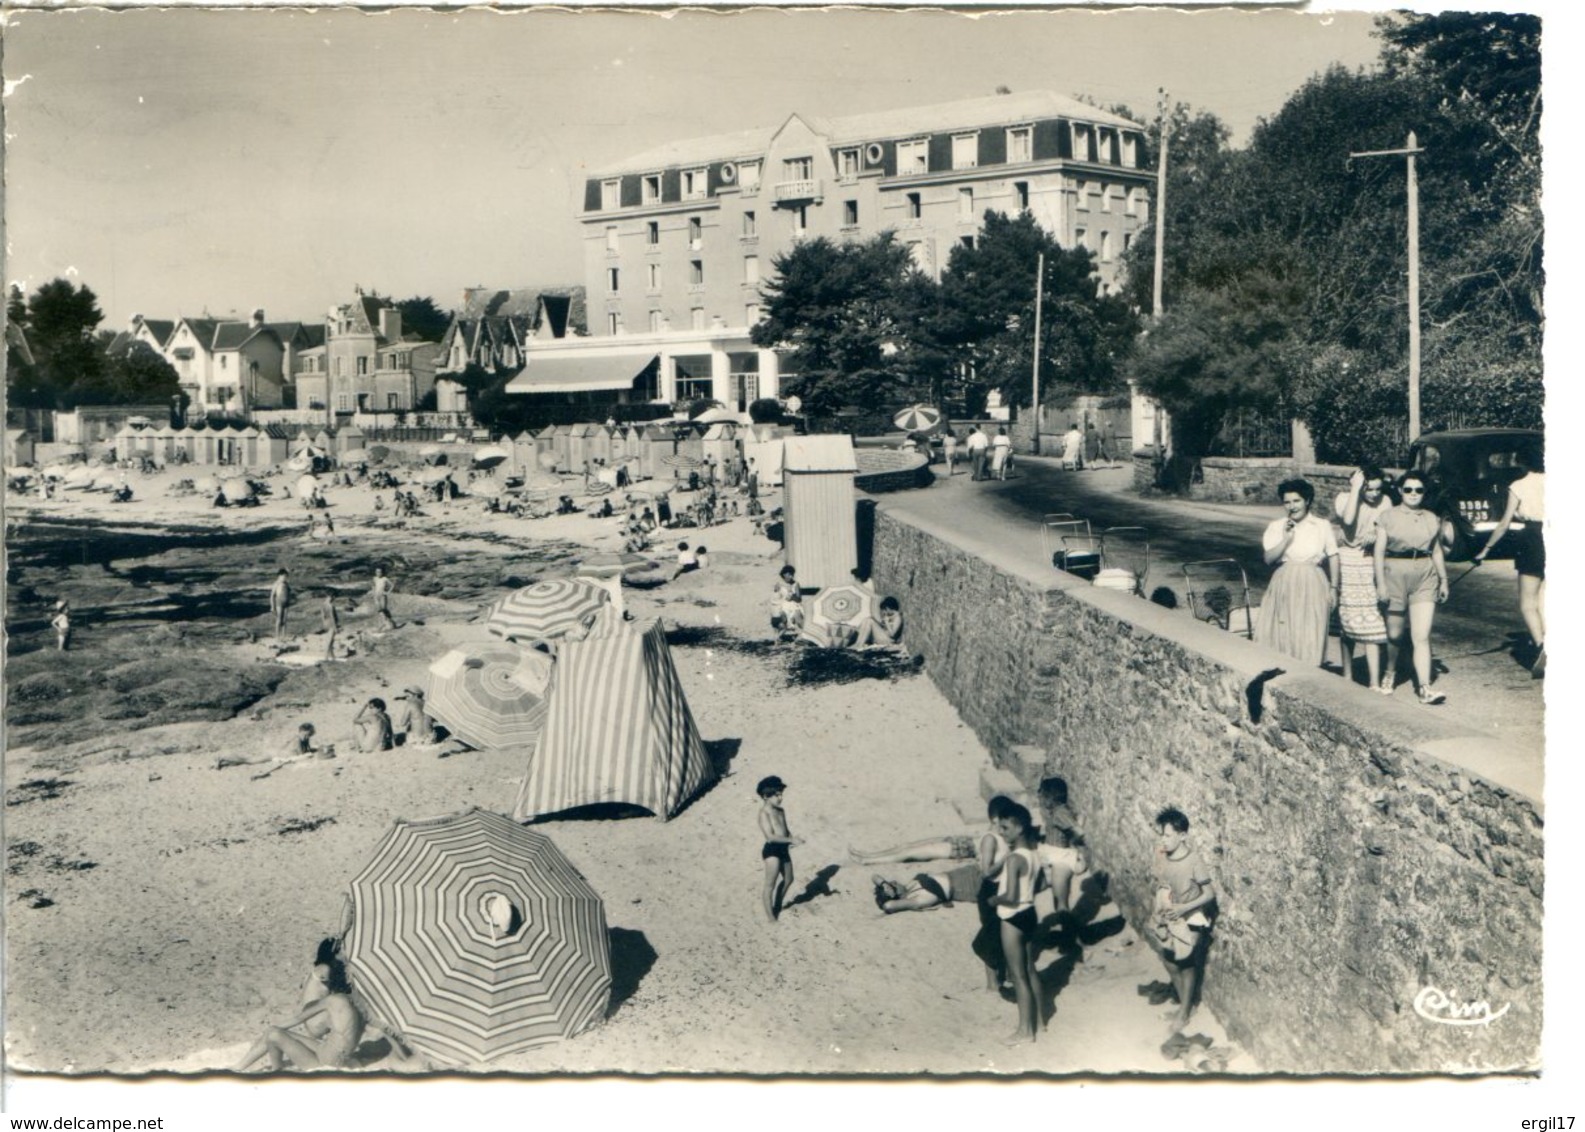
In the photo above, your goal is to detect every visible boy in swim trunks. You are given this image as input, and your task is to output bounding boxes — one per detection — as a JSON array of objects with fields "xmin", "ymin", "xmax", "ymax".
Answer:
[
  {"xmin": 1148, "ymin": 807, "xmax": 1218, "ymax": 1034},
  {"xmin": 757, "ymin": 775, "xmax": 802, "ymax": 923}
]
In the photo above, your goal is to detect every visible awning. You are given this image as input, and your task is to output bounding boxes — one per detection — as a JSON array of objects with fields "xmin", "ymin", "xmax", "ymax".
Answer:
[{"xmin": 506, "ymin": 353, "xmax": 658, "ymax": 395}]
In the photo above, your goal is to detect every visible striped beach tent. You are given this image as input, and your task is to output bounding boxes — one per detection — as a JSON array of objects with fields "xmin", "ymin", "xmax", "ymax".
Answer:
[
  {"xmin": 346, "ymin": 807, "xmax": 611, "ymax": 1065},
  {"xmin": 512, "ymin": 618, "xmax": 714, "ymax": 823}
]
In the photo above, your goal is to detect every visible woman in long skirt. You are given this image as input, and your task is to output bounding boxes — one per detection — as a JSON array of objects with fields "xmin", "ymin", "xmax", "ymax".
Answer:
[
  {"xmin": 1256, "ymin": 478, "xmax": 1338, "ymax": 666},
  {"xmin": 1333, "ymin": 466, "xmax": 1393, "ymax": 689}
]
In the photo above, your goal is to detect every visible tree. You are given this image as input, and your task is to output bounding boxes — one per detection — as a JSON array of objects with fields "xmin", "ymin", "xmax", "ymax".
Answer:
[
  {"xmin": 6, "ymin": 278, "xmax": 106, "ymax": 409},
  {"xmin": 103, "ymin": 341, "xmax": 182, "ymax": 405},
  {"xmin": 395, "ymin": 296, "xmax": 452, "ymax": 343},
  {"xmin": 938, "ymin": 211, "xmax": 1138, "ymax": 410},
  {"xmin": 751, "ymin": 234, "xmax": 929, "ymax": 417}
]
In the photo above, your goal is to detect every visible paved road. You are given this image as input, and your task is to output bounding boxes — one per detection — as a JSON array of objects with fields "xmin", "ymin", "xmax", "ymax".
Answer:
[{"xmin": 875, "ymin": 455, "xmax": 1543, "ymax": 764}]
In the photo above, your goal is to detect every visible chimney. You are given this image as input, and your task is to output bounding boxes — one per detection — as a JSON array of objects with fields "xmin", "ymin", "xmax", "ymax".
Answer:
[
  {"xmin": 251, "ymin": 309, "xmax": 265, "ymax": 328},
  {"xmin": 379, "ymin": 307, "xmax": 402, "ymax": 342},
  {"xmin": 129, "ymin": 314, "xmax": 143, "ymax": 331}
]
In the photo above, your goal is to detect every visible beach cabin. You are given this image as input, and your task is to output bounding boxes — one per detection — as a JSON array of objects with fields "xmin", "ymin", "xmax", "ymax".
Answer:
[
  {"xmin": 742, "ymin": 426, "xmax": 785, "ymax": 489},
  {"xmin": 676, "ymin": 422, "xmax": 705, "ymax": 469},
  {"xmin": 175, "ymin": 426, "xmax": 203, "ymax": 465},
  {"xmin": 549, "ymin": 424, "xmax": 575, "ymax": 472},
  {"xmin": 233, "ymin": 426, "xmax": 262, "ymax": 466},
  {"xmin": 335, "ymin": 424, "xmax": 366, "ymax": 458},
  {"xmin": 639, "ymin": 423, "xmax": 677, "ymax": 482},
  {"xmin": 259, "ymin": 425, "xmax": 295, "ymax": 466},
  {"xmin": 586, "ymin": 424, "xmax": 615, "ymax": 469},
  {"xmin": 780, "ymin": 435, "xmax": 858, "ymax": 591},
  {"xmin": 508, "ymin": 431, "xmax": 535, "ymax": 477},
  {"xmin": 531, "ymin": 425, "xmax": 558, "ymax": 470},
  {"xmin": 6, "ymin": 428, "xmax": 36, "ymax": 466},
  {"xmin": 565, "ymin": 423, "xmax": 596, "ymax": 474},
  {"xmin": 701, "ymin": 423, "xmax": 737, "ymax": 475}
]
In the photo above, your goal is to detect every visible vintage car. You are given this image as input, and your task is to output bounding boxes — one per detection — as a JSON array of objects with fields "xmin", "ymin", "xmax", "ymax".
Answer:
[{"xmin": 1407, "ymin": 428, "xmax": 1542, "ymax": 560}]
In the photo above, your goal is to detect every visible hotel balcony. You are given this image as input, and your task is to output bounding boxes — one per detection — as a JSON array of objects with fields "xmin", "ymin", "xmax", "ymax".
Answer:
[{"xmin": 774, "ymin": 179, "xmax": 821, "ymax": 204}]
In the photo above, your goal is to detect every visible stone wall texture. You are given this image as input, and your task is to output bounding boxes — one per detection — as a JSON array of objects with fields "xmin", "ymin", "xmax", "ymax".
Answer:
[{"xmin": 869, "ymin": 506, "xmax": 1542, "ymax": 1074}]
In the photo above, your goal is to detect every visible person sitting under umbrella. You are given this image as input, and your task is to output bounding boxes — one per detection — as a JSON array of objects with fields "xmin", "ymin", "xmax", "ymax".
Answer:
[
  {"xmin": 234, "ymin": 940, "xmax": 364, "ymax": 1073},
  {"xmin": 393, "ymin": 686, "xmax": 437, "ymax": 747},
  {"xmin": 354, "ymin": 697, "xmax": 393, "ymax": 753}
]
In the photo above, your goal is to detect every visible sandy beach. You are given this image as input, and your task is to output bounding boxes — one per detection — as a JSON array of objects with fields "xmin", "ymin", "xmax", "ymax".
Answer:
[{"xmin": 4, "ymin": 465, "xmax": 1243, "ymax": 1077}]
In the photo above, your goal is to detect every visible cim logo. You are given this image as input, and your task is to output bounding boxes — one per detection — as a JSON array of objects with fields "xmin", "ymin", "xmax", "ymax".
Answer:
[{"xmin": 1413, "ymin": 984, "xmax": 1511, "ymax": 1027}]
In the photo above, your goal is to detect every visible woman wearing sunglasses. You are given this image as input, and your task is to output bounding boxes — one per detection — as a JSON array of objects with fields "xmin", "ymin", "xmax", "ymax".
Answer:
[{"xmin": 1373, "ymin": 471, "xmax": 1450, "ymax": 704}]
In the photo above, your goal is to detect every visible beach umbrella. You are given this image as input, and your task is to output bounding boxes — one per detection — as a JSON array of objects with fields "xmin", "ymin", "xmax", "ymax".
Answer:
[
  {"xmin": 295, "ymin": 473, "xmax": 320, "ymax": 500},
  {"xmin": 191, "ymin": 473, "xmax": 222, "ymax": 496},
  {"xmin": 661, "ymin": 454, "xmax": 701, "ymax": 470},
  {"xmin": 345, "ymin": 807, "xmax": 611, "ymax": 1065},
  {"xmin": 425, "ymin": 642, "xmax": 554, "ymax": 751},
  {"xmin": 220, "ymin": 477, "xmax": 256, "ymax": 504},
  {"xmin": 368, "ymin": 445, "xmax": 390, "ymax": 461},
  {"xmin": 40, "ymin": 464, "xmax": 68, "ymax": 480},
  {"xmin": 286, "ymin": 452, "xmax": 314, "ymax": 473},
  {"xmin": 62, "ymin": 465, "xmax": 97, "ymax": 489},
  {"xmin": 573, "ymin": 551, "xmax": 660, "ymax": 581},
  {"xmin": 340, "ymin": 448, "xmax": 371, "ymax": 465},
  {"xmin": 809, "ymin": 584, "xmax": 875, "ymax": 633},
  {"xmin": 417, "ymin": 466, "xmax": 453, "ymax": 485},
  {"xmin": 893, "ymin": 405, "xmax": 942, "ymax": 434},
  {"xmin": 470, "ymin": 477, "xmax": 506, "ymax": 499},
  {"xmin": 472, "ymin": 445, "xmax": 510, "ymax": 469},
  {"xmin": 6, "ymin": 466, "xmax": 34, "ymax": 480},
  {"xmin": 486, "ymin": 579, "xmax": 609, "ymax": 643}
]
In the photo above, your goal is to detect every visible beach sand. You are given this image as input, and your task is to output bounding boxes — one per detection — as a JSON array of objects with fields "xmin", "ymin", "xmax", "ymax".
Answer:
[{"xmin": 4, "ymin": 466, "xmax": 1244, "ymax": 1076}]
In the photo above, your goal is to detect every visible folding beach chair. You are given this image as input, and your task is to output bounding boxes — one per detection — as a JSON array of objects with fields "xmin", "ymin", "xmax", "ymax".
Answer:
[
  {"xmin": 1096, "ymin": 526, "xmax": 1150, "ymax": 597},
  {"xmin": 1182, "ymin": 559, "xmax": 1255, "ymax": 638}
]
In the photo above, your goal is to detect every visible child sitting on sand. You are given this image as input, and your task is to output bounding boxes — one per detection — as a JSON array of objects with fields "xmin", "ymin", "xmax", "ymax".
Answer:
[
  {"xmin": 757, "ymin": 775, "xmax": 802, "ymax": 923},
  {"xmin": 770, "ymin": 565, "xmax": 804, "ymax": 637},
  {"xmin": 673, "ymin": 541, "xmax": 698, "ymax": 579}
]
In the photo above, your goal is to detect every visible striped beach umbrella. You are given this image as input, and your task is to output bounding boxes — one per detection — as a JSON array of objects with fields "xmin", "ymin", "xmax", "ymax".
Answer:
[
  {"xmin": 426, "ymin": 643, "xmax": 554, "ymax": 751},
  {"xmin": 573, "ymin": 551, "xmax": 659, "ymax": 581},
  {"xmin": 512, "ymin": 619, "xmax": 715, "ymax": 822},
  {"xmin": 486, "ymin": 579, "xmax": 608, "ymax": 643},
  {"xmin": 472, "ymin": 445, "xmax": 510, "ymax": 468},
  {"xmin": 660, "ymin": 453, "xmax": 701, "ymax": 470},
  {"xmin": 809, "ymin": 584, "xmax": 874, "ymax": 632},
  {"xmin": 346, "ymin": 807, "xmax": 611, "ymax": 1066},
  {"xmin": 286, "ymin": 452, "xmax": 314, "ymax": 473},
  {"xmin": 340, "ymin": 448, "xmax": 371, "ymax": 465},
  {"xmin": 892, "ymin": 405, "xmax": 942, "ymax": 433}
]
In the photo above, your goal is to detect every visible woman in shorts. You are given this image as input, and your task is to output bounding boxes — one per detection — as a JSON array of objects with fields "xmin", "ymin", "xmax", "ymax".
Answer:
[{"xmin": 1373, "ymin": 471, "xmax": 1450, "ymax": 704}]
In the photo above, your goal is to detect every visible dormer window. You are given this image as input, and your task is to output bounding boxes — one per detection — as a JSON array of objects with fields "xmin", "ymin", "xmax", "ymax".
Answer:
[
  {"xmin": 951, "ymin": 132, "xmax": 978, "ymax": 170},
  {"xmin": 682, "ymin": 168, "xmax": 707, "ymax": 200},
  {"xmin": 1007, "ymin": 126, "xmax": 1033, "ymax": 163},
  {"xmin": 896, "ymin": 138, "xmax": 928, "ymax": 176},
  {"xmin": 601, "ymin": 179, "xmax": 620, "ymax": 210},
  {"xmin": 837, "ymin": 148, "xmax": 861, "ymax": 180},
  {"xmin": 642, "ymin": 174, "xmax": 661, "ymax": 204}
]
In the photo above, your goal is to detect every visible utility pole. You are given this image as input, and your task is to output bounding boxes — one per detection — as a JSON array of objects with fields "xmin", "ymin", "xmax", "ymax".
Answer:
[
  {"xmin": 1350, "ymin": 131, "xmax": 1425, "ymax": 440},
  {"xmin": 1153, "ymin": 89, "xmax": 1169, "ymax": 321},
  {"xmin": 1030, "ymin": 252, "xmax": 1044, "ymax": 455}
]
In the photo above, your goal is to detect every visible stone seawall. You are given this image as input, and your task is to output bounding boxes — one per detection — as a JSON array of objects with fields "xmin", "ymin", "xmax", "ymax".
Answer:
[{"xmin": 869, "ymin": 505, "xmax": 1542, "ymax": 1074}]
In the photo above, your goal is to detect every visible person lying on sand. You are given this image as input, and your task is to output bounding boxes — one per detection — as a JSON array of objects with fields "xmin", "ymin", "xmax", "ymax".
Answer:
[
  {"xmin": 872, "ymin": 865, "xmax": 983, "ymax": 913},
  {"xmin": 234, "ymin": 941, "xmax": 364, "ymax": 1073},
  {"xmin": 215, "ymin": 722, "xmax": 334, "ymax": 777}
]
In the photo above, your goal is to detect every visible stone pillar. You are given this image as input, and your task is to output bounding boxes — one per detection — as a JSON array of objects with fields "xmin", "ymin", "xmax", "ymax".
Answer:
[
  {"xmin": 710, "ymin": 347, "xmax": 730, "ymax": 406},
  {"xmin": 1291, "ymin": 418, "xmax": 1316, "ymax": 467},
  {"xmin": 659, "ymin": 353, "xmax": 679, "ymax": 404},
  {"xmin": 758, "ymin": 349, "xmax": 780, "ymax": 401}
]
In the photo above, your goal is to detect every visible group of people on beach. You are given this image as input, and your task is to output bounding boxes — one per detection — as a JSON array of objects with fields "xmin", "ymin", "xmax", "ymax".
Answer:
[
  {"xmin": 1256, "ymin": 452, "xmax": 1546, "ymax": 699},
  {"xmin": 769, "ymin": 564, "xmax": 906, "ymax": 653},
  {"xmin": 756, "ymin": 785, "xmax": 1220, "ymax": 1046}
]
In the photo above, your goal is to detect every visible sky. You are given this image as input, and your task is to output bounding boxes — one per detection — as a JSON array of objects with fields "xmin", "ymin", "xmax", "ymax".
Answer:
[{"xmin": 2, "ymin": 6, "xmax": 1389, "ymax": 328}]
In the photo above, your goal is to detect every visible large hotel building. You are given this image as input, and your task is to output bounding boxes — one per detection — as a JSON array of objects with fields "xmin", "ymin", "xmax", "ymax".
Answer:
[{"xmin": 511, "ymin": 90, "xmax": 1153, "ymax": 410}]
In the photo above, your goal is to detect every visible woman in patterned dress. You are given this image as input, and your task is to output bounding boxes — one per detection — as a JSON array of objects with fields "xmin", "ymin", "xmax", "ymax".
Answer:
[{"xmin": 1333, "ymin": 466, "xmax": 1393, "ymax": 690}]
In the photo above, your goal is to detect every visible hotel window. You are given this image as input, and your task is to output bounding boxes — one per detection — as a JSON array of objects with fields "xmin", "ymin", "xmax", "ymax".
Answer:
[
  {"xmin": 1123, "ymin": 232, "xmax": 1134, "ymax": 254},
  {"xmin": 958, "ymin": 186, "xmax": 974, "ymax": 221},
  {"xmin": 896, "ymin": 138, "xmax": 928, "ymax": 176},
  {"xmin": 682, "ymin": 168, "xmax": 707, "ymax": 200},
  {"xmin": 1076, "ymin": 181, "xmax": 1090, "ymax": 211},
  {"xmin": 607, "ymin": 312, "xmax": 620, "ymax": 335},
  {"xmin": 1121, "ymin": 133, "xmax": 1138, "ymax": 167},
  {"xmin": 1014, "ymin": 181, "xmax": 1030, "ymax": 211},
  {"xmin": 1101, "ymin": 186, "xmax": 1113, "ymax": 213},
  {"xmin": 951, "ymin": 132, "xmax": 978, "ymax": 170},
  {"xmin": 791, "ymin": 205, "xmax": 809, "ymax": 236},
  {"xmin": 744, "ymin": 255, "xmax": 759, "ymax": 284},
  {"xmin": 745, "ymin": 303, "xmax": 761, "ymax": 326},
  {"xmin": 1124, "ymin": 188, "xmax": 1138, "ymax": 217},
  {"xmin": 220, "ymin": 354, "xmax": 229, "ymax": 368},
  {"xmin": 607, "ymin": 267, "xmax": 620, "ymax": 293},
  {"xmin": 647, "ymin": 220, "xmax": 660, "ymax": 245},
  {"xmin": 647, "ymin": 263, "xmax": 661, "ymax": 291},
  {"xmin": 357, "ymin": 356, "xmax": 368, "ymax": 375},
  {"xmin": 690, "ymin": 260, "xmax": 704, "ymax": 286},
  {"xmin": 906, "ymin": 192, "xmax": 922, "ymax": 220},
  {"xmin": 738, "ymin": 161, "xmax": 761, "ymax": 190},
  {"xmin": 338, "ymin": 394, "xmax": 351, "ymax": 412},
  {"xmin": 843, "ymin": 199, "xmax": 859, "ymax": 227},
  {"xmin": 837, "ymin": 148, "xmax": 861, "ymax": 180},
  {"xmin": 960, "ymin": 235, "xmax": 975, "ymax": 249},
  {"xmin": 689, "ymin": 216, "xmax": 703, "ymax": 247},
  {"xmin": 1097, "ymin": 129, "xmax": 1114, "ymax": 164},
  {"xmin": 387, "ymin": 393, "xmax": 400, "ymax": 410},
  {"xmin": 601, "ymin": 179, "xmax": 620, "ymax": 210},
  {"xmin": 649, "ymin": 310, "xmax": 664, "ymax": 333},
  {"xmin": 691, "ymin": 308, "xmax": 706, "ymax": 331},
  {"xmin": 1007, "ymin": 126, "xmax": 1033, "ymax": 163},
  {"xmin": 1074, "ymin": 227, "xmax": 1088, "ymax": 253},
  {"xmin": 1100, "ymin": 231, "xmax": 1113, "ymax": 262},
  {"xmin": 606, "ymin": 225, "xmax": 619, "ymax": 252},
  {"xmin": 642, "ymin": 174, "xmax": 661, "ymax": 204},
  {"xmin": 742, "ymin": 210, "xmax": 757, "ymax": 238},
  {"xmin": 782, "ymin": 156, "xmax": 812, "ymax": 184}
]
